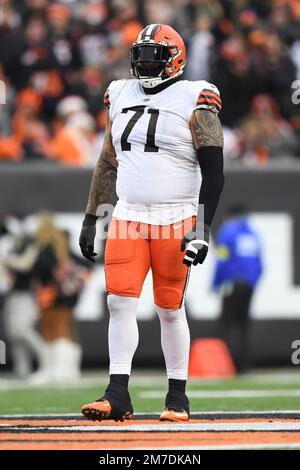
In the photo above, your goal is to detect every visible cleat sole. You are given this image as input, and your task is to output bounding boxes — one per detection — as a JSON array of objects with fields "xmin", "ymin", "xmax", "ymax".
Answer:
[
  {"xmin": 159, "ymin": 410, "xmax": 189, "ymax": 422},
  {"xmin": 81, "ymin": 407, "xmax": 133, "ymax": 422}
]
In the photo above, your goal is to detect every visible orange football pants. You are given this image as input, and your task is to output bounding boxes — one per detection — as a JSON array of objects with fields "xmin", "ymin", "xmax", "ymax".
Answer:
[{"xmin": 105, "ymin": 217, "xmax": 195, "ymax": 310}]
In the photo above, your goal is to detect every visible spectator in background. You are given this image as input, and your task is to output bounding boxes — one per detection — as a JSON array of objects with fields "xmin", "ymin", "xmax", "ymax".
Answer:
[
  {"xmin": 0, "ymin": 90, "xmax": 53, "ymax": 162},
  {"xmin": 50, "ymin": 110, "xmax": 98, "ymax": 166},
  {"xmin": 112, "ymin": 0, "xmax": 143, "ymax": 39},
  {"xmin": 239, "ymin": 93, "xmax": 298, "ymax": 163},
  {"xmin": 0, "ymin": 0, "xmax": 23, "ymax": 88},
  {"xmin": 0, "ymin": 65, "xmax": 15, "ymax": 136},
  {"xmin": 54, "ymin": 94, "xmax": 87, "ymax": 131},
  {"xmin": 260, "ymin": 31, "xmax": 296, "ymax": 120},
  {"xmin": 18, "ymin": 0, "xmax": 49, "ymax": 22},
  {"xmin": 33, "ymin": 213, "xmax": 90, "ymax": 383},
  {"xmin": 77, "ymin": 2, "xmax": 109, "ymax": 69},
  {"xmin": 1, "ymin": 214, "xmax": 47, "ymax": 379},
  {"xmin": 185, "ymin": 14, "xmax": 215, "ymax": 81},
  {"xmin": 17, "ymin": 16, "xmax": 51, "ymax": 90},
  {"xmin": 212, "ymin": 206, "xmax": 263, "ymax": 372},
  {"xmin": 13, "ymin": 88, "xmax": 43, "ymax": 140},
  {"xmin": 212, "ymin": 34, "xmax": 260, "ymax": 128},
  {"xmin": 104, "ymin": 0, "xmax": 143, "ymax": 81},
  {"xmin": 67, "ymin": 66, "xmax": 104, "ymax": 117},
  {"xmin": 144, "ymin": 0, "xmax": 175, "ymax": 25},
  {"xmin": 47, "ymin": 3, "xmax": 81, "ymax": 75},
  {"xmin": 21, "ymin": 118, "xmax": 53, "ymax": 161}
]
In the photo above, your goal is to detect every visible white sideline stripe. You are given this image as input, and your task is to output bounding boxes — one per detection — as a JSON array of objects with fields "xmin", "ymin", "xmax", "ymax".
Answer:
[
  {"xmin": 131, "ymin": 443, "xmax": 300, "ymax": 450},
  {"xmin": 0, "ymin": 377, "xmax": 167, "ymax": 390},
  {"xmin": 140, "ymin": 389, "xmax": 300, "ymax": 398},
  {"xmin": 8, "ymin": 422, "xmax": 300, "ymax": 432},
  {"xmin": 1, "ymin": 410, "xmax": 300, "ymax": 418}
]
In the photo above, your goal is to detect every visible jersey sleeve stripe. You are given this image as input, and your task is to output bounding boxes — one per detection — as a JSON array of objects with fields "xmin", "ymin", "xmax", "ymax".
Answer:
[
  {"xmin": 198, "ymin": 90, "xmax": 222, "ymax": 103},
  {"xmin": 197, "ymin": 97, "xmax": 222, "ymax": 110},
  {"xmin": 196, "ymin": 87, "xmax": 222, "ymax": 111},
  {"xmin": 202, "ymin": 88, "xmax": 221, "ymax": 96},
  {"xmin": 198, "ymin": 96, "xmax": 222, "ymax": 106}
]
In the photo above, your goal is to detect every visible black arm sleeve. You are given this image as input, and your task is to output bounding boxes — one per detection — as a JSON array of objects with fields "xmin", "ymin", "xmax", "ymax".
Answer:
[{"xmin": 196, "ymin": 146, "xmax": 224, "ymax": 227}]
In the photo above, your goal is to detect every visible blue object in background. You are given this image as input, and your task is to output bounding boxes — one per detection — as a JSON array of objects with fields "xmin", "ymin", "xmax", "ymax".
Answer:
[{"xmin": 212, "ymin": 217, "xmax": 263, "ymax": 290}]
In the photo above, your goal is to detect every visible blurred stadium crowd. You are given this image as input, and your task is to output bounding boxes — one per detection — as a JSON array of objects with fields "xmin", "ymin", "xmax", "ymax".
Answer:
[{"xmin": 0, "ymin": 0, "xmax": 300, "ymax": 166}]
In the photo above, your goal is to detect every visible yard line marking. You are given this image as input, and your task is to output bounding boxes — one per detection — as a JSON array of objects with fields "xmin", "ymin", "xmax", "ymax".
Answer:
[
  {"xmin": 3, "ymin": 422, "xmax": 300, "ymax": 432},
  {"xmin": 0, "ymin": 376, "xmax": 167, "ymax": 391},
  {"xmin": 1, "ymin": 417, "xmax": 300, "ymax": 429},
  {"xmin": 140, "ymin": 390, "xmax": 300, "ymax": 398}
]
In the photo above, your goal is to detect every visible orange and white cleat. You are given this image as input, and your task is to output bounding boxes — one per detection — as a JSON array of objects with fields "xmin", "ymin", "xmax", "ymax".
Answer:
[
  {"xmin": 81, "ymin": 399, "xmax": 133, "ymax": 422},
  {"xmin": 159, "ymin": 408, "xmax": 189, "ymax": 422}
]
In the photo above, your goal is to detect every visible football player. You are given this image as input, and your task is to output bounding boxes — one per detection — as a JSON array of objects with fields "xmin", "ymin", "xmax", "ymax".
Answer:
[{"xmin": 80, "ymin": 24, "xmax": 224, "ymax": 422}]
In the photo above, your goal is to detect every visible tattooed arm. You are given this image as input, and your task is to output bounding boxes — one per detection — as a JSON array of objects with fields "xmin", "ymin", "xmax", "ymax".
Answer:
[
  {"xmin": 86, "ymin": 117, "xmax": 117, "ymax": 216},
  {"xmin": 181, "ymin": 109, "xmax": 224, "ymax": 267},
  {"xmin": 190, "ymin": 108, "xmax": 224, "ymax": 149},
  {"xmin": 189, "ymin": 108, "xmax": 224, "ymax": 227},
  {"xmin": 79, "ymin": 117, "xmax": 117, "ymax": 261}
]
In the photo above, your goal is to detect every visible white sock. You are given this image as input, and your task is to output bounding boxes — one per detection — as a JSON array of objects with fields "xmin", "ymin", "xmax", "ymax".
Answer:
[
  {"xmin": 108, "ymin": 294, "xmax": 139, "ymax": 375},
  {"xmin": 156, "ymin": 305, "xmax": 190, "ymax": 380}
]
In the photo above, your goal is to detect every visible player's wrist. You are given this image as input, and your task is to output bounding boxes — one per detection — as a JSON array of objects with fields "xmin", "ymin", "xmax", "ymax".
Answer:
[
  {"xmin": 83, "ymin": 213, "xmax": 98, "ymax": 227},
  {"xmin": 190, "ymin": 222, "xmax": 210, "ymax": 244}
]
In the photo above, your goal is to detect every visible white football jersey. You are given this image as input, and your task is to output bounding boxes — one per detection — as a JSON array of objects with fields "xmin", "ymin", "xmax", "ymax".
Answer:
[{"xmin": 106, "ymin": 78, "xmax": 220, "ymax": 225}]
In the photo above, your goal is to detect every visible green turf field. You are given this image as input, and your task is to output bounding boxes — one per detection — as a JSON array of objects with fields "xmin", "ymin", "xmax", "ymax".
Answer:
[{"xmin": 1, "ymin": 371, "xmax": 300, "ymax": 415}]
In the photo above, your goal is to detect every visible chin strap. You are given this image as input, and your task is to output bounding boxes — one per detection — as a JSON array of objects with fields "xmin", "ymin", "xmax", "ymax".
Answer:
[
  {"xmin": 137, "ymin": 68, "xmax": 184, "ymax": 89},
  {"xmin": 141, "ymin": 75, "xmax": 182, "ymax": 95},
  {"xmin": 140, "ymin": 77, "xmax": 164, "ymax": 89}
]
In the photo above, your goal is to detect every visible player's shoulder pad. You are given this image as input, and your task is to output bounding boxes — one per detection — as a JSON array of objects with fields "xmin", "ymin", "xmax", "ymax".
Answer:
[
  {"xmin": 195, "ymin": 80, "xmax": 222, "ymax": 113},
  {"xmin": 103, "ymin": 80, "xmax": 131, "ymax": 109}
]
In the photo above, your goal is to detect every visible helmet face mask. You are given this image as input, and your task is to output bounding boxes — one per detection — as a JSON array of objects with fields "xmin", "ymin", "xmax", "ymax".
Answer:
[
  {"xmin": 130, "ymin": 43, "xmax": 171, "ymax": 82},
  {"xmin": 130, "ymin": 24, "xmax": 186, "ymax": 88}
]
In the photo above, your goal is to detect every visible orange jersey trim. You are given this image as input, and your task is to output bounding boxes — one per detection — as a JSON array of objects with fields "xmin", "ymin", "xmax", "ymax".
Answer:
[
  {"xmin": 197, "ymin": 97, "xmax": 222, "ymax": 110},
  {"xmin": 197, "ymin": 88, "xmax": 222, "ymax": 111}
]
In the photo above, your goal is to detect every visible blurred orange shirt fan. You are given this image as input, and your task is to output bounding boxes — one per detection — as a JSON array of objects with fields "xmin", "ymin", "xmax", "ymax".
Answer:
[{"xmin": 50, "ymin": 112, "xmax": 97, "ymax": 166}]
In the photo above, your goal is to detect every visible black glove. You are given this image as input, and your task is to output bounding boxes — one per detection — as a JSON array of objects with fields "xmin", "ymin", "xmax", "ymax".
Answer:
[
  {"xmin": 181, "ymin": 223, "xmax": 209, "ymax": 266},
  {"xmin": 79, "ymin": 214, "xmax": 98, "ymax": 262}
]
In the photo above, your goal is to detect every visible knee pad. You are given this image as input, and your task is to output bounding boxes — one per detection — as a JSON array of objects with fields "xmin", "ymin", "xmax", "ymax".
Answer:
[{"xmin": 154, "ymin": 286, "xmax": 183, "ymax": 310}]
